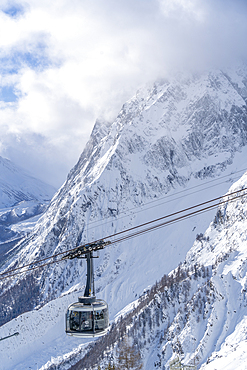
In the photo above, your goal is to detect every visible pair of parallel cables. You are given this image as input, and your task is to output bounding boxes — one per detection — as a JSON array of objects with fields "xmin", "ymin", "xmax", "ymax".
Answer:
[{"xmin": 0, "ymin": 182, "xmax": 246, "ymax": 282}]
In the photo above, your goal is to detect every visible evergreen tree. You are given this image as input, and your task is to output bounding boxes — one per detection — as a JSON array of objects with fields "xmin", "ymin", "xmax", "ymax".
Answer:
[
  {"xmin": 117, "ymin": 338, "xmax": 143, "ymax": 370},
  {"xmin": 97, "ymin": 362, "xmax": 115, "ymax": 370},
  {"xmin": 105, "ymin": 362, "xmax": 115, "ymax": 369}
]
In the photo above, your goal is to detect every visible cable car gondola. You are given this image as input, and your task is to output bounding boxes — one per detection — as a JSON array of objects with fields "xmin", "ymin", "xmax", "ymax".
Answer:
[{"xmin": 65, "ymin": 246, "xmax": 109, "ymax": 338}]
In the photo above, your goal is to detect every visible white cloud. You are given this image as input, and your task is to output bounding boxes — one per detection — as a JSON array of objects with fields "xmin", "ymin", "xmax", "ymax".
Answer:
[{"xmin": 0, "ymin": 0, "xmax": 246, "ymax": 187}]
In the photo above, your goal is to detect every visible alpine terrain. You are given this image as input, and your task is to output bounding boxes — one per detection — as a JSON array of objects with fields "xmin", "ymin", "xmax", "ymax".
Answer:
[
  {"xmin": 0, "ymin": 156, "xmax": 56, "ymax": 269},
  {"xmin": 1, "ymin": 65, "xmax": 247, "ymax": 369}
]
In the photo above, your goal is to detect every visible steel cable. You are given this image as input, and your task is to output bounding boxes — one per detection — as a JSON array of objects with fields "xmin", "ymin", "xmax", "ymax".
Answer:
[{"xmin": 0, "ymin": 186, "xmax": 246, "ymax": 281}]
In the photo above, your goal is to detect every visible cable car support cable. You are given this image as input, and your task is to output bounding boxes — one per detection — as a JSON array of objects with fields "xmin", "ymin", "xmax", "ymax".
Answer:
[{"xmin": 0, "ymin": 187, "xmax": 246, "ymax": 281}]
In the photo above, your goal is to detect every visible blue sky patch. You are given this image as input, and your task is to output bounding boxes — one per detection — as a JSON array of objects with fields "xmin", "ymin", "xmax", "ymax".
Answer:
[
  {"xmin": 21, "ymin": 48, "xmax": 52, "ymax": 70},
  {"xmin": 0, "ymin": 42, "xmax": 59, "ymax": 75},
  {"xmin": 0, "ymin": 86, "xmax": 18, "ymax": 102},
  {"xmin": 2, "ymin": 3, "xmax": 25, "ymax": 18}
]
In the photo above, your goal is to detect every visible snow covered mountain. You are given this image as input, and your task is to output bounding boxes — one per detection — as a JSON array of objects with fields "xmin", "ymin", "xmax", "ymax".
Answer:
[
  {"xmin": 1, "ymin": 65, "xmax": 247, "ymax": 369},
  {"xmin": 70, "ymin": 172, "xmax": 247, "ymax": 370},
  {"xmin": 0, "ymin": 155, "xmax": 55, "ymax": 208},
  {"xmin": 0, "ymin": 155, "xmax": 56, "ymax": 267}
]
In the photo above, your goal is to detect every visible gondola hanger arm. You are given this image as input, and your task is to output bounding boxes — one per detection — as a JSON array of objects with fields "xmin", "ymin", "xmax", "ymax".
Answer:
[{"xmin": 62, "ymin": 240, "xmax": 111, "ymax": 260}]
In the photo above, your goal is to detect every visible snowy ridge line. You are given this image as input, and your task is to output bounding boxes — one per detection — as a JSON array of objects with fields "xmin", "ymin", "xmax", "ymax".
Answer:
[{"xmin": 0, "ymin": 186, "xmax": 246, "ymax": 282}]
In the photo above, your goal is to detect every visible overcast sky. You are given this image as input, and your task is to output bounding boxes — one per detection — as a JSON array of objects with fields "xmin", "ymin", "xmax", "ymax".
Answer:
[{"xmin": 0, "ymin": 0, "xmax": 247, "ymax": 188}]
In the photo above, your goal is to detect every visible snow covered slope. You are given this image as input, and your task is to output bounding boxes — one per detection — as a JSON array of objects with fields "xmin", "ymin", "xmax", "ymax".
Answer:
[
  {"xmin": 185, "ymin": 172, "xmax": 247, "ymax": 370},
  {"xmin": 1, "ymin": 172, "xmax": 247, "ymax": 370},
  {"xmin": 68, "ymin": 171, "xmax": 247, "ymax": 370},
  {"xmin": 0, "ymin": 156, "xmax": 55, "ymax": 208},
  {"xmin": 1, "ymin": 66, "xmax": 247, "ymax": 369},
  {"xmin": 137, "ymin": 170, "xmax": 247, "ymax": 370},
  {"xmin": 0, "ymin": 156, "xmax": 56, "ymax": 267}
]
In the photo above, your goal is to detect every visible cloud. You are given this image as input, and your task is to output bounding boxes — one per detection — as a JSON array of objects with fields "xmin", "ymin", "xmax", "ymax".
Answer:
[{"xmin": 0, "ymin": 0, "xmax": 246, "ymax": 187}]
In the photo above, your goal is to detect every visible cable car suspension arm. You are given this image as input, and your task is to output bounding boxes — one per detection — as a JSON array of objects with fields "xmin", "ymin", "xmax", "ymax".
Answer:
[{"xmin": 62, "ymin": 240, "xmax": 111, "ymax": 260}]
